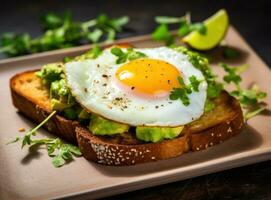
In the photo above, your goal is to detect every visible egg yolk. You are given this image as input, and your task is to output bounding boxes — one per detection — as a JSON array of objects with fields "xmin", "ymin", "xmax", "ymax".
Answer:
[{"xmin": 115, "ymin": 58, "xmax": 181, "ymax": 96}]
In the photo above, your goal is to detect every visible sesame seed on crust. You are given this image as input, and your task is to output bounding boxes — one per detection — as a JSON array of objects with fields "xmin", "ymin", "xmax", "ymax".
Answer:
[{"xmin": 227, "ymin": 127, "xmax": 232, "ymax": 133}]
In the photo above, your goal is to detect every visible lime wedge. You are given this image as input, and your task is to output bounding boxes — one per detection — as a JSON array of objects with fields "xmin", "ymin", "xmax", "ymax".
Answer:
[{"xmin": 182, "ymin": 9, "xmax": 229, "ymax": 50}]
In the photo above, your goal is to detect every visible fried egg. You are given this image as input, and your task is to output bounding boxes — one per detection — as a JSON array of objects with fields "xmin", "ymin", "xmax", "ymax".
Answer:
[{"xmin": 65, "ymin": 47, "xmax": 207, "ymax": 126}]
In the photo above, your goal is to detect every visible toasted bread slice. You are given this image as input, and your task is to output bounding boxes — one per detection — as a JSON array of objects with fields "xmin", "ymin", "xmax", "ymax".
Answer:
[
  {"xmin": 10, "ymin": 70, "xmax": 79, "ymax": 143},
  {"xmin": 10, "ymin": 70, "xmax": 244, "ymax": 165},
  {"xmin": 76, "ymin": 126, "xmax": 190, "ymax": 165},
  {"xmin": 187, "ymin": 91, "xmax": 244, "ymax": 151}
]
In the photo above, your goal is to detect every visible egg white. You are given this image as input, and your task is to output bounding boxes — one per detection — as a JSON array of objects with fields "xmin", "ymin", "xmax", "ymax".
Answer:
[{"xmin": 65, "ymin": 47, "xmax": 207, "ymax": 126}]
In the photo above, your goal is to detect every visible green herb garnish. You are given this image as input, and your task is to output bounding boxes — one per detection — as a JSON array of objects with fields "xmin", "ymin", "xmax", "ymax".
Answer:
[
  {"xmin": 175, "ymin": 46, "xmax": 223, "ymax": 100},
  {"xmin": 204, "ymin": 99, "xmax": 215, "ymax": 112},
  {"xmin": 172, "ymin": 47, "xmax": 266, "ymax": 119},
  {"xmin": 220, "ymin": 63, "xmax": 267, "ymax": 120},
  {"xmin": 0, "ymin": 33, "xmax": 31, "ymax": 57},
  {"xmin": 152, "ymin": 13, "xmax": 206, "ymax": 46},
  {"xmin": 155, "ymin": 16, "xmax": 187, "ymax": 24},
  {"xmin": 244, "ymin": 106, "xmax": 266, "ymax": 120},
  {"xmin": 221, "ymin": 63, "xmax": 242, "ymax": 85},
  {"xmin": 152, "ymin": 24, "xmax": 174, "ymax": 46},
  {"xmin": 40, "ymin": 12, "xmax": 70, "ymax": 30},
  {"xmin": 188, "ymin": 23, "xmax": 207, "ymax": 35},
  {"xmin": 0, "ymin": 12, "xmax": 129, "ymax": 57},
  {"xmin": 170, "ymin": 75, "xmax": 203, "ymax": 106},
  {"xmin": 189, "ymin": 75, "xmax": 201, "ymax": 92},
  {"xmin": 7, "ymin": 111, "xmax": 82, "ymax": 167},
  {"xmin": 111, "ymin": 47, "xmax": 146, "ymax": 64}
]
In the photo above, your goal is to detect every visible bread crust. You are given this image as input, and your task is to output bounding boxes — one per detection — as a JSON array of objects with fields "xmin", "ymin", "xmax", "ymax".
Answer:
[
  {"xmin": 189, "ymin": 93, "xmax": 244, "ymax": 151},
  {"xmin": 10, "ymin": 70, "xmax": 244, "ymax": 166},
  {"xmin": 76, "ymin": 126, "xmax": 190, "ymax": 165}
]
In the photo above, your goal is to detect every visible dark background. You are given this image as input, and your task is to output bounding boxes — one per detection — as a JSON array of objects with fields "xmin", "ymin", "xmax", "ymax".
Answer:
[
  {"xmin": 1, "ymin": 0, "xmax": 271, "ymax": 66},
  {"xmin": 1, "ymin": 0, "xmax": 271, "ymax": 199}
]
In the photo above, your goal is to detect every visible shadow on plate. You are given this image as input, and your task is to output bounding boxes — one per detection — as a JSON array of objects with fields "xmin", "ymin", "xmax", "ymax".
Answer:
[
  {"xmin": 208, "ymin": 45, "xmax": 249, "ymax": 65},
  {"xmin": 15, "ymin": 111, "xmax": 265, "ymax": 174},
  {"xmin": 91, "ymin": 125, "xmax": 263, "ymax": 177},
  {"xmin": 20, "ymin": 145, "xmax": 44, "ymax": 165}
]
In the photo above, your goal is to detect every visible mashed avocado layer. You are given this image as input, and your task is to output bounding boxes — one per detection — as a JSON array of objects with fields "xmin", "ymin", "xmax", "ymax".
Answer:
[
  {"xmin": 136, "ymin": 126, "xmax": 184, "ymax": 142},
  {"xmin": 89, "ymin": 114, "xmax": 129, "ymax": 135},
  {"xmin": 89, "ymin": 114, "xmax": 184, "ymax": 142}
]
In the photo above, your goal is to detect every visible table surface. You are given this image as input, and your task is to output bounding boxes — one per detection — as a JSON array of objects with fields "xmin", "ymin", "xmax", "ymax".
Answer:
[{"xmin": 1, "ymin": 0, "xmax": 270, "ymax": 199}]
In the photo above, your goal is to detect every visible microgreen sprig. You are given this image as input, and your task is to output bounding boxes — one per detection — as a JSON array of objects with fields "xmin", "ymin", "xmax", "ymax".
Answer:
[
  {"xmin": 152, "ymin": 13, "xmax": 206, "ymax": 46},
  {"xmin": 111, "ymin": 47, "xmax": 146, "ymax": 64},
  {"xmin": 7, "ymin": 111, "xmax": 82, "ymax": 167},
  {"xmin": 170, "ymin": 75, "xmax": 203, "ymax": 106},
  {"xmin": 0, "ymin": 12, "xmax": 129, "ymax": 57},
  {"xmin": 220, "ymin": 63, "xmax": 267, "ymax": 120},
  {"xmin": 174, "ymin": 46, "xmax": 224, "ymax": 100}
]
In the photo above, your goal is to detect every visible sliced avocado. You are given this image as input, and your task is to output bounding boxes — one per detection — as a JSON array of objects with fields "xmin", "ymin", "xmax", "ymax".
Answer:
[
  {"xmin": 89, "ymin": 114, "xmax": 129, "ymax": 135},
  {"xmin": 136, "ymin": 126, "xmax": 184, "ymax": 143},
  {"xmin": 77, "ymin": 109, "xmax": 91, "ymax": 124},
  {"xmin": 51, "ymin": 98, "xmax": 73, "ymax": 111},
  {"xmin": 78, "ymin": 109, "xmax": 90, "ymax": 119}
]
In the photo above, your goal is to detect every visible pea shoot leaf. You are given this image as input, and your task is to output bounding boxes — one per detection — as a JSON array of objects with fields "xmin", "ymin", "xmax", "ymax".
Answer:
[
  {"xmin": 245, "ymin": 106, "xmax": 266, "ymax": 120},
  {"xmin": 207, "ymin": 82, "xmax": 223, "ymax": 98},
  {"xmin": 152, "ymin": 24, "xmax": 174, "ymax": 46},
  {"xmin": 189, "ymin": 23, "xmax": 207, "ymax": 35},
  {"xmin": 152, "ymin": 13, "xmax": 207, "ymax": 46},
  {"xmin": 40, "ymin": 12, "xmax": 70, "ymax": 30},
  {"xmin": 175, "ymin": 46, "xmax": 223, "ymax": 101},
  {"xmin": 177, "ymin": 21, "xmax": 190, "ymax": 37},
  {"xmin": 109, "ymin": 16, "xmax": 130, "ymax": 31},
  {"xmin": 0, "ymin": 12, "xmax": 129, "ymax": 57},
  {"xmin": 0, "ymin": 33, "xmax": 31, "ymax": 56},
  {"xmin": 220, "ymin": 63, "xmax": 242, "ymax": 85},
  {"xmin": 87, "ymin": 28, "xmax": 103, "ymax": 43},
  {"xmin": 7, "ymin": 111, "xmax": 82, "ymax": 167},
  {"xmin": 155, "ymin": 16, "xmax": 185, "ymax": 24},
  {"xmin": 170, "ymin": 87, "xmax": 190, "ymax": 106},
  {"xmin": 221, "ymin": 63, "xmax": 267, "ymax": 120},
  {"xmin": 189, "ymin": 75, "xmax": 201, "ymax": 92},
  {"xmin": 111, "ymin": 47, "xmax": 146, "ymax": 64},
  {"xmin": 52, "ymin": 155, "xmax": 66, "ymax": 167},
  {"xmin": 170, "ymin": 76, "xmax": 203, "ymax": 106}
]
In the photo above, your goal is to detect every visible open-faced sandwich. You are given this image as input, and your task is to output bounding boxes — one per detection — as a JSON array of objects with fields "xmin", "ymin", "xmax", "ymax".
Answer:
[{"xmin": 10, "ymin": 45, "xmax": 245, "ymax": 166}]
